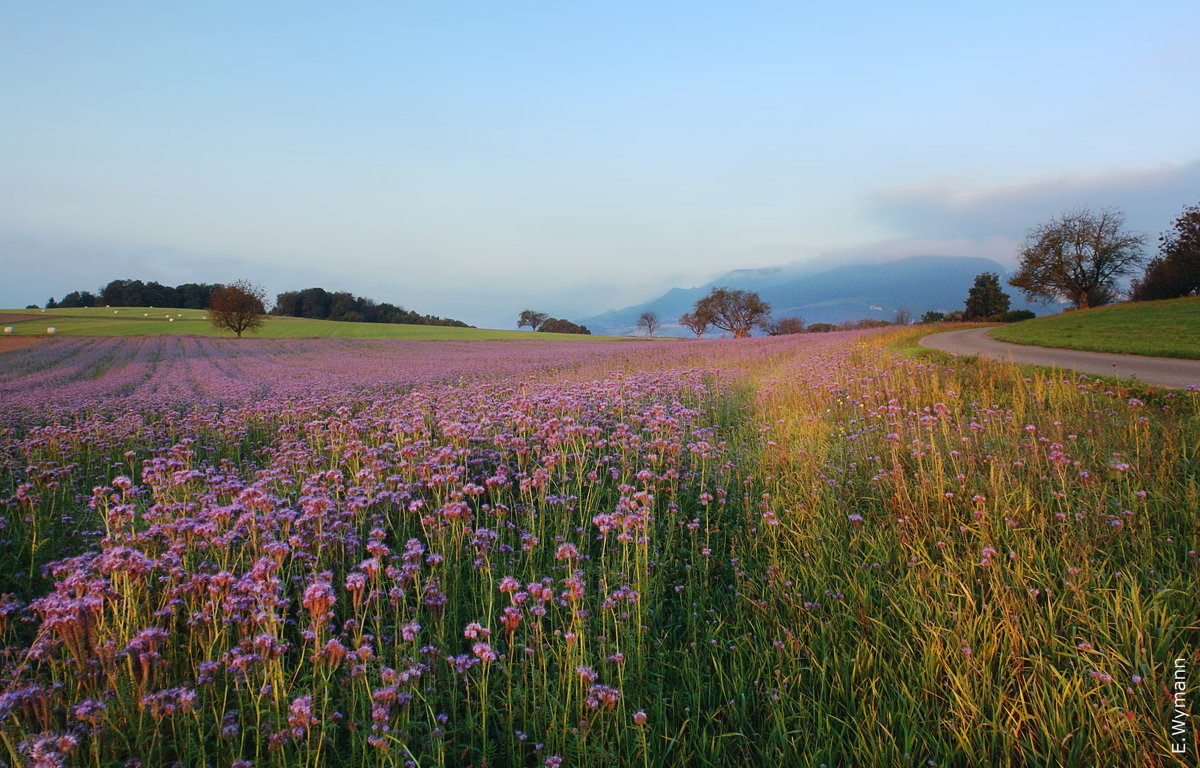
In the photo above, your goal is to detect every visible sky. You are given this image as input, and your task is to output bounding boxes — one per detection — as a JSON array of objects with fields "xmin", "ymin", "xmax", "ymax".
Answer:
[{"xmin": 2, "ymin": 1, "xmax": 1198, "ymax": 328}]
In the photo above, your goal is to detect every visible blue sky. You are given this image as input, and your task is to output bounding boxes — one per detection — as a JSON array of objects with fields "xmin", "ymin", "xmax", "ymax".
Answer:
[{"xmin": 2, "ymin": 1, "xmax": 1198, "ymax": 327}]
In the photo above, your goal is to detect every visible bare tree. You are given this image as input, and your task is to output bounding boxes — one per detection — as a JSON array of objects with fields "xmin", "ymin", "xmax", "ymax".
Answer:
[
  {"xmin": 636, "ymin": 311, "xmax": 660, "ymax": 336},
  {"xmin": 678, "ymin": 310, "xmax": 710, "ymax": 338},
  {"xmin": 208, "ymin": 281, "xmax": 267, "ymax": 339},
  {"xmin": 517, "ymin": 309, "xmax": 549, "ymax": 330},
  {"xmin": 892, "ymin": 308, "xmax": 912, "ymax": 325},
  {"xmin": 692, "ymin": 288, "xmax": 771, "ymax": 338},
  {"xmin": 1010, "ymin": 207, "xmax": 1146, "ymax": 309}
]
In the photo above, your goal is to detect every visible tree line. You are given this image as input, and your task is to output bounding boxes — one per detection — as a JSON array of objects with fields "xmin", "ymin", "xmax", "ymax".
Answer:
[
  {"xmin": 516, "ymin": 311, "xmax": 591, "ymax": 335},
  {"xmin": 271, "ymin": 287, "xmax": 471, "ymax": 327},
  {"xmin": 46, "ymin": 279, "xmax": 217, "ymax": 309},
  {"xmin": 1009, "ymin": 200, "xmax": 1198, "ymax": 309},
  {"xmin": 40, "ymin": 279, "xmax": 471, "ymax": 328}
]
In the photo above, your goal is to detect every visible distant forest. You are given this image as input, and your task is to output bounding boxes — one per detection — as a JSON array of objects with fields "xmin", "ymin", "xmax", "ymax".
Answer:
[
  {"xmin": 44, "ymin": 279, "xmax": 472, "ymax": 328},
  {"xmin": 271, "ymin": 287, "xmax": 471, "ymax": 327},
  {"xmin": 47, "ymin": 279, "xmax": 216, "ymax": 309}
]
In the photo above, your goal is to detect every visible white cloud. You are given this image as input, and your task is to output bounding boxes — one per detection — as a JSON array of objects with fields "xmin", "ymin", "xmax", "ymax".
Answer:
[{"xmin": 870, "ymin": 159, "xmax": 1200, "ymax": 243}]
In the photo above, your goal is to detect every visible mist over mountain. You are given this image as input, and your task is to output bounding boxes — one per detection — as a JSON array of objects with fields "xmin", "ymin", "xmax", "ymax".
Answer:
[{"xmin": 581, "ymin": 256, "xmax": 1041, "ymax": 336}]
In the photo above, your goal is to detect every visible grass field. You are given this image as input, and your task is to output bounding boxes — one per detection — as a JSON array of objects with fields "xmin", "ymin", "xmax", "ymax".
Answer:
[
  {"xmin": 0, "ymin": 306, "xmax": 632, "ymax": 341},
  {"xmin": 989, "ymin": 296, "xmax": 1200, "ymax": 359},
  {"xmin": 0, "ymin": 328, "xmax": 1196, "ymax": 767}
]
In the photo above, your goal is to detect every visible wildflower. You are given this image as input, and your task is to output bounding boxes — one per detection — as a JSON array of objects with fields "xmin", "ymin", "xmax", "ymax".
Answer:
[
  {"xmin": 140, "ymin": 687, "xmax": 197, "ymax": 718},
  {"xmin": 302, "ymin": 574, "xmax": 337, "ymax": 625},
  {"xmin": 401, "ymin": 622, "xmax": 421, "ymax": 642},
  {"xmin": 463, "ymin": 622, "xmax": 490, "ymax": 639},
  {"xmin": 498, "ymin": 576, "xmax": 521, "ymax": 593},
  {"xmin": 633, "ymin": 710, "xmax": 648, "ymax": 725},
  {"xmin": 18, "ymin": 733, "xmax": 78, "ymax": 768},
  {"xmin": 288, "ymin": 695, "xmax": 317, "ymax": 732},
  {"xmin": 555, "ymin": 542, "xmax": 580, "ymax": 561},
  {"xmin": 449, "ymin": 654, "xmax": 478, "ymax": 675},
  {"xmin": 321, "ymin": 638, "xmax": 348, "ymax": 668},
  {"xmin": 576, "ymin": 665, "xmax": 598, "ymax": 682},
  {"xmin": 586, "ymin": 683, "xmax": 621, "ymax": 709},
  {"xmin": 473, "ymin": 642, "xmax": 497, "ymax": 663},
  {"xmin": 501, "ymin": 606, "xmax": 522, "ymax": 631},
  {"xmin": 71, "ymin": 699, "xmax": 107, "ymax": 724}
]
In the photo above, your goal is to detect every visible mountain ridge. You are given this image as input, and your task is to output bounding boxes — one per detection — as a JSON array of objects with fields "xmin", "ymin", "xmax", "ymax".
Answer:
[{"xmin": 581, "ymin": 255, "xmax": 1040, "ymax": 336}]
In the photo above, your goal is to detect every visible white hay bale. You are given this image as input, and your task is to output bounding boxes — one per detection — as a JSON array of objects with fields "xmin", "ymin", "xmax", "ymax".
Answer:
[
  {"xmin": 46, "ymin": 327, "xmax": 57, "ymax": 334},
  {"xmin": 3, "ymin": 327, "xmax": 12, "ymax": 334}
]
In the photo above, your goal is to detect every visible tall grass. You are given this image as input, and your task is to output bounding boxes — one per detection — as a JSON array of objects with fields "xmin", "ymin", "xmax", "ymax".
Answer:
[{"xmin": 0, "ymin": 331, "xmax": 1195, "ymax": 766}]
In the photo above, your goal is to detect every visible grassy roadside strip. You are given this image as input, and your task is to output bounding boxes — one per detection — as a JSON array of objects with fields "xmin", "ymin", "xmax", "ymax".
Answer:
[
  {"xmin": 883, "ymin": 325, "xmax": 1171, "ymax": 395},
  {"xmin": 987, "ymin": 297, "xmax": 1200, "ymax": 360},
  {"xmin": 878, "ymin": 323, "xmax": 993, "ymax": 360}
]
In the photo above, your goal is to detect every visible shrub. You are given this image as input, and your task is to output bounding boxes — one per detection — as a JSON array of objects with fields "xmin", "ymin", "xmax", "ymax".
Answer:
[
  {"xmin": 996, "ymin": 310, "xmax": 1036, "ymax": 323},
  {"xmin": 538, "ymin": 318, "xmax": 592, "ymax": 335}
]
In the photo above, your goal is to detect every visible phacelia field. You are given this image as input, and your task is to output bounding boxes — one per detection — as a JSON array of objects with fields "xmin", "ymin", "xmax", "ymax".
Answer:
[{"xmin": 0, "ymin": 332, "xmax": 1196, "ymax": 767}]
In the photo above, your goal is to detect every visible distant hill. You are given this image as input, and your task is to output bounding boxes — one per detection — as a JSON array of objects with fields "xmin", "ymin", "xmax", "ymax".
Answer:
[{"xmin": 581, "ymin": 256, "xmax": 1042, "ymax": 336}]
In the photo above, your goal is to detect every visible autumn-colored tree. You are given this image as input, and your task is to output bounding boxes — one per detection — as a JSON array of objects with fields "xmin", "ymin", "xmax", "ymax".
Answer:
[
  {"xmin": 1010, "ymin": 208, "xmax": 1145, "ymax": 309},
  {"xmin": 692, "ymin": 288, "xmax": 771, "ymax": 338},
  {"xmin": 517, "ymin": 309, "xmax": 549, "ymax": 330},
  {"xmin": 678, "ymin": 310, "xmax": 711, "ymax": 338},
  {"xmin": 208, "ymin": 281, "xmax": 267, "ymax": 339}
]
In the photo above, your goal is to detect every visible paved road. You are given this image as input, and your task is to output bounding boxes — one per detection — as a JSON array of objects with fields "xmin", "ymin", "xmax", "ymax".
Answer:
[{"xmin": 919, "ymin": 327, "xmax": 1200, "ymax": 389}]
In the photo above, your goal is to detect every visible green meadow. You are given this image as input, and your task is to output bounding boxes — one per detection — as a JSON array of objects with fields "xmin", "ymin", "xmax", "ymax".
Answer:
[
  {"xmin": 0, "ymin": 306, "xmax": 632, "ymax": 341},
  {"xmin": 990, "ymin": 296, "xmax": 1200, "ymax": 359}
]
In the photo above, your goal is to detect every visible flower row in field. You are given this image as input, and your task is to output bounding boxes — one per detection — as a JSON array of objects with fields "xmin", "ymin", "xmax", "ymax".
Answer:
[{"xmin": 2, "ymin": 363, "xmax": 750, "ymax": 767}]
